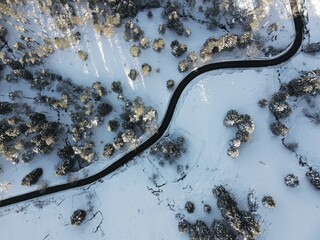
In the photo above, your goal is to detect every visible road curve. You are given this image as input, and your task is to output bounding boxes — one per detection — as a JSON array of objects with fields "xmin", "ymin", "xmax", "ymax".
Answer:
[{"xmin": 0, "ymin": 0, "xmax": 303, "ymax": 208}]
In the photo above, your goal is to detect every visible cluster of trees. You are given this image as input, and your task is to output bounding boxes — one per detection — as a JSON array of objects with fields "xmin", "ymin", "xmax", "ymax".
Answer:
[
  {"xmin": 103, "ymin": 91, "xmax": 157, "ymax": 159},
  {"xmin": 200, "ymin": 31, "xmax": 252, "ymax": 60},
  {"xmin": 224, "ymin": 110, "xmax": 255, "ymax": 158},
  {"xmin": 266, "ymin": 70, "xmax": 320, "ymax": 138},
  {"xmin": 0, "ymin": 109, "xmax": 60, "ymax": 164},
  {"xmin": 178, "ymin": 186, "xmax": 261, "ymax": 240},
  {"xmin": 150, "ymin": 135, "xmax": 185, "ymax": 164}
]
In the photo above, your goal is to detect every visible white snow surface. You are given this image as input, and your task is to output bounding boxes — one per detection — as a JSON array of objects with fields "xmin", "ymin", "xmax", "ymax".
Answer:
[{"xmin": 1, "ymin": 0, "xmax": 320, "ymax": 239}]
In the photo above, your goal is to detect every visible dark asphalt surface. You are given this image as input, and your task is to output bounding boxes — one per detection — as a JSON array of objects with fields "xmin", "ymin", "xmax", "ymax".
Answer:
[{"xmin": 0, "ymin": 0, "xmax": 303, "ymax": 208}]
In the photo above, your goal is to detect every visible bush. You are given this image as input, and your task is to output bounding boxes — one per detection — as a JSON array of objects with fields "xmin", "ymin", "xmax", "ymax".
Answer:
[{"xmin": 21, "ymin": 168, "xmax": 43, "ymax": 186}]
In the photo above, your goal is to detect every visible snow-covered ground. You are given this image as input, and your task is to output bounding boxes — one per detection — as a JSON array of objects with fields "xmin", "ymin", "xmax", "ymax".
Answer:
[
  {"xmin": 0, "ymin": 0, "xmax": 296, "ymax": 199},
  {"xmin": 1, "ymin": 0, "xmax": 320, "ymax": 239}
]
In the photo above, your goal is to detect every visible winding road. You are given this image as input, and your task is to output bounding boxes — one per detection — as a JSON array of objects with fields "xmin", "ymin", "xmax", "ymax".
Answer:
[{"xmin": 0, "ymin": 0, "xmax": 304, "ymax": 208}]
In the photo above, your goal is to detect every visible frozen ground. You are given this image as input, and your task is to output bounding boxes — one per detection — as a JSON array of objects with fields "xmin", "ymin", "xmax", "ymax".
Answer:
[{"xmin": 1, "ymin": 0, "xmax": 320, "ymax": 239}]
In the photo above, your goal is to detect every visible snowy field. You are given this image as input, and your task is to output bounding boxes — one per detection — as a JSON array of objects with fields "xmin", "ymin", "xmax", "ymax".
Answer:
[{"xmin": 1, "ymin": 0, "xmax": 320, "ymax": 239}]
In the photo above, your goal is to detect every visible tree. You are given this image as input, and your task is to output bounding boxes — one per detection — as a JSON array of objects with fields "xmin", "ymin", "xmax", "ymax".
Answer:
[
  {"xmin": 103, "ymin": 143, "xmax": 115, "ymax": 158},
  {"xmin": 247, "ymin": 189, "xmax": 259, "ymax": 213},
  {"xmin": 178, "ymin": 59, "xmax": 190, "ymax": 73},
  {"xmin": 270, "ymin": 122, "xmax": 289, "ymax": 136},
  {"xmin": 111, "ymin": 80, "xmax": 123, "ymax": 94},
  {"xmin": 170, "ymin": 40, "xmax": 187, "ymax": 57},
  {"xmin": 167, "ymin": 79, "xmax": 175, "ymax": 89},
  {"xmin": 130, "ymin": 45, "xmax": 140, "ymax": 57},
  {"xmin": 284, "ymin": 173, "xmax": 299, "ymax": 187},
  {"xmin": 306, "ymin": 169, "xmax": 320, "ymax": 190},
  {"xmin": 262, "ymin": 196, "xmax": 276, "ymax": 208},
  {"xmin": 141, "ymin": 63, "xmax": 152, "ymax": 75},
  {"xmin": 152, "ymin": 38, "xmax": 165, "ymax": 52},
  {"xmin": 21, "ymin": 168, "xmax": 43, "ymax": 186},
  {"xmin": 70, "ymin": 209, "xmax": 86, "ymax": 226},
  {"xmin": 213, "ymin": 185, "xmax": 261, "ymax": 239},
  {"xmin": 97, "ymin": 102, "xmax": 112, "ymax": 117},
  {"xmin": 185, "ymin": 201, "xmax": 195, "ymax": 213}
]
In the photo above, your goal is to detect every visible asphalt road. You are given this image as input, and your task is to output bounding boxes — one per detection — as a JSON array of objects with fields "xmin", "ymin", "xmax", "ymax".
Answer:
[{"xmin": 0, "ymin": 0, "xmax": 304, "ymax": 208}]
